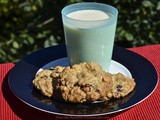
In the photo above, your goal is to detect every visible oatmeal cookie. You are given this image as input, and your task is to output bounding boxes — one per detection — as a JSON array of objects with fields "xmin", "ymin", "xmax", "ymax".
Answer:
[
  {"xmin": 56, "ymin": 62, "xmax": 113, "ymax": 103},
  {"xmin": 32, "ymin": 70, "xmax": 53, "ymax": 97},
  {"xmin": 32, "ymin": 66, "xmax": 65, "ymax": 97},
  {"xmin": 111, "ymin": 73, "xmax": 136, "ymax": 98}
]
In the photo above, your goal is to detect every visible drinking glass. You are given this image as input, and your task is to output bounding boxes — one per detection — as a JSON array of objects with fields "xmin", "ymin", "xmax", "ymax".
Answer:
[{"xmin": 61, "ymin": 2, "xmax": 118, "ymax": 71}]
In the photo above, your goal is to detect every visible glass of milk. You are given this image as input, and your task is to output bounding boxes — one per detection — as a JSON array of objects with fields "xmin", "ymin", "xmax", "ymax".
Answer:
[{"xmin": 61, "ymin": 2, "xmax": 118, "ymax": 71}]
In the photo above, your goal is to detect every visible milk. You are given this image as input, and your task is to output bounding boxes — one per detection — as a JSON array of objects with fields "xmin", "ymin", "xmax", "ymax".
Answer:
[
  {"xmin": 62, "ymin": 3, "xmax": 118, "ymax": 71},
  {"xmin": 67, "ymin": 10, "xmax": 110, "ymax": 21}
]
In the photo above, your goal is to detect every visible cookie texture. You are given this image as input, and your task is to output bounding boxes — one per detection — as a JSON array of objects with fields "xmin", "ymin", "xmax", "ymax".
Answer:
[
  {"xmin": 32, "ymin": 70, "xmax": 53, "ymax": 97},
  {"xmin": 32, "ymin": 66, "xmax": 65, "ymax": 97},
  {"xmin": 32, "ymin": 62, "xmax": 136, "ymax": 103},
  {"xmin": 111, "ymin": 73, "xmax": 136, "ymax": 98},
  {"xmin": 56, "ymin": 62, "xmax": 113, "ymax": 103}
]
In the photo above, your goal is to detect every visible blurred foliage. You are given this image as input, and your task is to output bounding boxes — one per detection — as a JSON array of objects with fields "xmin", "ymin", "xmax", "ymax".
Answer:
[{"xmin": 0, "ymin": 0, "xmax": 160, "ymax": 63}]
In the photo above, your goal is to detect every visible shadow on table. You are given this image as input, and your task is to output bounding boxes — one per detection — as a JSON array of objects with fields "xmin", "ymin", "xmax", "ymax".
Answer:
[{"xmin": 2, "ymin": 71, "xmax": 126, "ymax": 120}]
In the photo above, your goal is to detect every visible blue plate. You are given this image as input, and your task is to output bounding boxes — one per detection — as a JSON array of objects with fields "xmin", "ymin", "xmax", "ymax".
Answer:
[{"xmin": 8, "ymin": 44, "xmax": 158, "ymax": 116}]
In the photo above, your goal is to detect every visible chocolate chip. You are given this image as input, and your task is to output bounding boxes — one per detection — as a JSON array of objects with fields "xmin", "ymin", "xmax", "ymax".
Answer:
[
  {"xmin": 116, "ymin": 85, "xmax": 123, "ymax": 92},
  {"xmin": 116, "ymin": 85, "xmax": 122, "ymax": 89}
]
